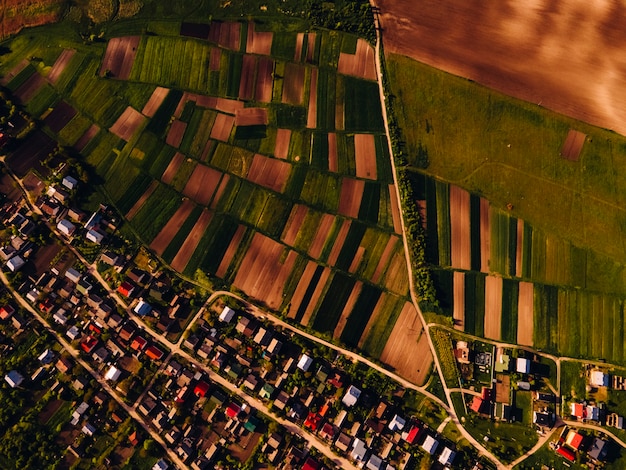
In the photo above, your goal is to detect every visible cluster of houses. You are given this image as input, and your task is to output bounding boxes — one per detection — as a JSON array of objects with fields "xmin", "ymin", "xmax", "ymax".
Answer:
[
  {"xmin": 552, "ymin": 426, "xmax": 610, "ymax": 466},
  {"xmin": 176, "ymin": 305, "xmax": 466, "ymax": 469}
]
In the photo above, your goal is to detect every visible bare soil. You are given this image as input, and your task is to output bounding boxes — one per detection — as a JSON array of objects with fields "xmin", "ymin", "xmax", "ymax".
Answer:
[
  {"xmin": 449, "ymin": 184, "xmax": 471, "ymax": 270},
  {"xmin": 126, "ymin": 180, "xmax": 158, "ymax": 220},
  {"xmin": 281, "ymin": 204, "xmax": 308, "ymax": 246},
  {"xmin": 354, "ymin": 134, "xmax": 377, "ymax": 179},
  {"xmin": 517, "ymin": 281, "xmax": 534, "ymax": 346},
  {"xmin": 142, "ymin": 86, "xmax": 169, "ymax": 117},
  {"xmin": 338, "ymin": 178, "xmax": 364, "ymax": 218},
  {"xmin": 388, "ymin": 185, "xmax": 402, "ymax": 234},
  {"xmin": 109, "ymin": 106, "xmax": 145, "ymax": 141},
  {"xmin": 171, "ymin": 209, "xmax": 213, "ymax": 272},
  {"xmin": 287, "ymin": 260, "xmax": 318, "ymax": 319},
  {"xmin": 246, "ymin": 153, "xmax": 290, "ymax": 192},
  {"xmin": 300, "ymin": 267, "xmax": 331, "ymax": 326},
  {"xmin": 47, "ymin": 49, "xmax": 75, "ymax": 85},
  {"xmin": 375, "ymin": 0, "xmax": 626, "ymax": 136},
  {"xmin": 209, "ymin": 47, "xmax": 221, "ymax": 71},
  {"xmin": 165, "ymin": 119, "xmax": 187, "ymax": 148},
  {"xmin": 44, "ymin": 100, "xmax": 76, "ymax": 133},
  {"xmin": 210, "ymin": 113, "xmax": 235, "ymax": 141},
  {"xmin": 73, "ymin": 123, "xmax": 100, "ymax": 151},
  {"xmin": 210, "ymin": 174, "xmax": 230, "ymax": 209},
  {"xmin": 480, "ymin": 197, "xmax": 491, "ymax": 273},
  {"xmin": 246, "ymin": 22, "xmax": 273, "ymax": 55},
  {"xmin": 308, "ymin": 213, "xmax": 335, "ymax": 259},
  {"xmin": 255, "ymin": 57, "xmax": 274, "ymax": 103},
  {"xmin": 380, "ymin": 301, "xmax": 433, "ymax": 385},
  {"xmin": 560, "ymin": 129, "xmax": 586, "ymax": 161},
  {"xmin": 484, "ymin": 275, "xmax": 502, "ymax": 340},
  {"xmin": 234, "ymin": 107, "xmax": 268, "ymax": 126},
  {"xmin": 274, "ymin": 128, "xmax": 291, "ymax": 159},
  {"xmin": 150, "ymin": 199, "xmax": 195, "ymax": 254},
  {"xmin": 99, "ymin": 36, "xmax": 140, "ymax": 80},
  {"xmin": 239, "ymin": 54, "xmax": 256, "ymax": 101},
  {"xmin": 14, "ymin": 71, "xmax": 45, "ymax": 104},
  {"xmin": 338, "ymin": 38, "xmax": 377, "ymax": 81},
  {"xmin": 307, "ymin": 68, "xmax": 318, "ymax": 128},
  {"xmin": 371, "ymin": 235, "xmax": 400, "ymax": 283},
  {"xmin": 327, "ymin": 219, "xmax": 352, "ymax": 266},
  {"xmin": 333, "ymin": 281, "xmax": 363, "ymax": 339},
  {"xmin": 161, "ymin": 152, "xmax": 184, "ymax": 185},
  {"xmin": 328, "ymin": 133, "xmax": 338, "ymax": 172},
  {"xmin": 453, "ymin": 271, "xmax": 465, "ymax": 330},
  {"xmin": 216, "ymin": 224, "xmax": 246, "ymax": 278},
  {"xmin": 282, "ymin": 63, "xmax": 305, "ymax": 105},
  {"xmin": 182, "ymin": 164, "xmax": 222, "ymax": 205}
]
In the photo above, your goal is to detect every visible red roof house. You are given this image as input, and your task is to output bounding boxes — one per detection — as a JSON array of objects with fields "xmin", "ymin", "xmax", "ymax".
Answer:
[
  {"xmin": 0, "ymin": 305, "xmax": 15, "ymax": 320},
  {"xmin": 470, "ymin": 397, "xmax": 484, "ymax": 413},
  {"xmin": 566, "ymin": 430, "xmax": 584, "ymax": 450},
  {"xmin": 304, "ymin": 412, "xmax": 322, "ymax": 431},
  {"xmin": 39, "ymin": 298, "xmax": 54, "ymax": 313},
  {"xmin": 226, "ymin": 403, "xmax": 240, "ymax": 418},
  {"xmin": 131, "ymin": 336, "xmax": 148, "ymax": 351},
  {"xmin": 81, "ymin": 335, "xmax": 98, "ymax": 353},
  {"xmin": 571, "ymin": 403, "xmax": 585, "ymax": 419},
  {"xmin": 117, "ymin": 281, "xmax": 135, "ymax": 297},
  {"xmin": 194, "ymin": 381, "xmax": 210, "ymax": 398},
  {"xmin": 557, "ymin": 446, "xmax": 576, "ymax": 462},
  {"xmin": 145, "ymin": 345, "xmax": 164, "ymax": 361},
  {"xmin": 302, "ymin": 457, "xmax": 320, "ymax": 470},
  {"xmin": 404, "ymin": 425, "xmax": 422, "ymax": 444}
]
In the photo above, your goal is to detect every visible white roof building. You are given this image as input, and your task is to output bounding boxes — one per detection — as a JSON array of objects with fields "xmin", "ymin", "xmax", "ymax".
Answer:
[
  {"xmin": 421, "ymin": 435, "xmax": 439, "ymax": 455},
  {"xmin": 5, "ymin": 370, "xmax": 24, "ymax": 388},
  {"xmin": 86, "ymin": 229, "xmax": 105, "ymax": 244},
  {"xmin": 516, "ymin": 357, "xmax": 531, "ymax": 374},
  {"xmin": 351, "ymin": 438, "xmax": 368, "ymax": 462},
  {"xmin": 590, "ymin": 370, "xmax": 609, "ymax": 387},
  {"xmin": 388, "ymin": 414, "xmax": 406, "ymax": 431},
  {"xmin": 342, "ymin": 384, "xmax": 361, "ymax": 407},
  {"xmin": 38, "ymin": 349, "xmax": 54, "ymax": 364},
  {"xmin": 82, "ymin": 422, "xmax": 96, "ymax": 436},
  {"xmin": 297, "ymin": 353, "xmax": 313, "ymax": 372},
  {"xmin": 105, "ymin": 365, "xmax": 122, "ymax": 381},
  {"xmin": 219, "ymin": 306, "xmax": 235, "ymax": 323},
  {"xmin": 6, "ymin": 255, "xmax": 25, "ymax": 272},
  {"xmin": 57, "ymin": 219, "xmax": 76, "ymax": 236},
  {"xmin": 66, "ymin": 325, "xmax": 80, "ymax": 340},
  {"xmin": 438, "ymin": 447, "xmax": 456, "ymax": 466},
  {"xmin": 65, "ymin": 267, "xmax": 81, "ymax": 283},
  {"xmin": 62, "ymin": 175, "xmax": 78, "ymax": 190}
]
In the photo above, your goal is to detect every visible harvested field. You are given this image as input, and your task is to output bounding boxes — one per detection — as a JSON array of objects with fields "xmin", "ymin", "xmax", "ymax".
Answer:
[
  {"xmin": 246, "ymin": 22, "xmax": 273, "ymax": 55},
  {"xmin": 209, "ymin": 47, "xmax": 221, "ymax": 71},
  {"xmin": 255, "ymin": 57, "xmax": 274, "ymax": 102},
  {"xmin": 246, "ymin": 153, "xmax": 291, "ymax": 193},
  {"xmin": 376, "ymin": 0, "xmax": 626, "ymax": 136},
  {"xmin": 333, "ymin": 281, "xmax": 363, "ymax": 339},
  {"xmin": 215, "ymin": 21, "xmax": 241, "ymax": 50},
  {"xmin": 282, "ymin": 63, "xmax": 305, "ymax": 105},
  {"xmin": 294, "ymin": 33, "xmax": 305, "ymax": 62},
  {"xmin": 480, "ymin": 197, "xmax": 491, "ymax": 273},
  {"xmin": 338, "ymin": 38, "xmax": 377, "ymax": 81},
  {"xmin": 44, "ymin": 101, "xmax": 77, "ymax": 133},
  {"xmin": 307, "ymin": 68, "xmax": 318, "ymax": 128},
  {"xmin": 484, "ymin": 275, "xmax": 503, "ymax": 340},
  {"xmin": 560, "ymin": 129, "xmax": 586, "ymax": 161},
  {"xmin": 328, "ymin": 133, "xmax": 338, "ymax": 172},
  {"xmin": 161, "ymin": 152, "xmax": 184, "ymax": 185},
  {"xmin": 338, "ymin": 178, "xmax": 365, "ymax": 218},
  {"xmin": 300, "ymin": 267, "xmax": 332, "ymax": 326},
  {"xmin": 306, "ymin": 33, "xmax": 317, "ymax": 63},
  {"xmin": 274, "ymin": 129, "xmax": 291, "ymax": 159},
  {"xmin": 216, "ymin": 224, "xmax": 246, "ymax": 278},
  {"xmin": 308, "ymin": 214, "xmax": 335, "ymax": 259},
  {"xmin": 166, "ymin": 120, "xmax": 187, "ymax": 148},
  {"xmin": 210, "ymin": 113, "xmax": 235, "ymax": 141},
  {"xmin": 281, "ymin": 204, "xmax": 308, "ymax": 246},
  {"xmin": 450, "ymin": 185, "xmax": 471, "ymax": 270},
  {"xmin": 182, "ymin": 164, "xmax": 222, "ymax": 205},
  {"xmin": 354, "ymin": 134, "xmax": 377, "ymax": 179},
  {"xmin": 73, "ymin": 124, "xmax": 100, "ymax": 151},
  {"xmin": 210, "ymin": 174, "xmax": 230, "ymax": 209},
  {"xmin": 0, "ymin": 59, "xmax": 28, "ymax": 86},
  {"xmin": 239, "ymin": 55, "xmax": 256, "ymax": 101},
  {"xmin": 215, "ymin": 98, "xmax": 244, "ymax": 114},
  {"xmin": 517, "ymin": 281, "xmax": 534, "ymax": 346},
  {"xmin": 327, "ymin": 219, "xmax": 352, "ymax": 266},
  {"xmin": 171, "ymin": 209, "xmax": 213, "ymax": 271},
  {"xmin": 126, "ymin": 180, "xmax": 158, "ymax": 220},
  {"xmin": 348, "ymin": 246, "xmax": 365, "ymax": 273},
  {"xmin": 150, "ymin": 199, "xmax": 196, "ymax": 255},
  {"xmin": 47, "ymin": 49, "xmax": 76, "ymax": 85},
  {"xmin": 233, "ymin": 233, "xmax": 298, "ymax": 309},
  {"xmin": 109, "ymin": 106, "xmax": 145, "ymax": 141},
  {"xmin": 287, "ymin": 261, "xmax": 319, "ymax": 319},
  {"xmin": 453, "ymin": 271, "xmax": 465, "ymax": 330},
  {"xmin": 388, "ymin": 185, "xmax": 402, "ymax": 234},
  {"xmin": 380, "ymin": 301, "xmax": 432, "ymax": 385},
  {"xmin": 99, "ymin": 36, "xmax": 140, "ymax": 79},
  {"xmin": 6, "ymin": 130, "xmax": 55, "ymax": 177},
  {"xmin": 515, "ymin": 219, "xmax": 524, "ymax": 278},
  {"xmin": 14, "ymin": 72, "xmax": 45, "ymax": 104},
  {"xmin": 235, "ymin": 108, "xmax": 268, "ymax": 127},
  {"xmin": 180, "ymin": 22, "xmax": 210, "ymax": 39},
  {"xmin": 371, "ymin": 235, "xmax": 400, "ymax": 283},
  {"xmin": 142, "ymin": 87, "xmax": 169, "ymax": 117}
]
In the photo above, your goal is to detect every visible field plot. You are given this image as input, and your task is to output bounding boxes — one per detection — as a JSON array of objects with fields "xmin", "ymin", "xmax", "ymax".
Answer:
[
  {"xmin": 109, "ymin": 106, "xmax": 146, "ymax": 141},
  {"xmin": 282, "ymin": 63, "xmax": 306, "ymax": 105},
  {"xmin": 380, "ymin": 302, "xmax": 432, "ymax": 385},
  {"xmin": 210, "ymin": 113, "xmax": 235, "ymax": 141},
  {"xmin": 14, "ymin": 71, "xmax": 46, "ymax": 104},
  {"xmin": 354, "ymin": 134, "xmax": 377, "ymax": 179},
  {"xmin": 171, "ymin": 209, "xmax": 213, "ymax": 272},
  {"xmin": 142, "ymin": 87, "xmax": 169, "ymax": 117},
  {"xmin": 479, "ymin": 197, "xmax": 491, "ymax": 273},
  {"xmin": 6, "ymin": 130, "xmax": 56, "ymax": 177},
  {"xmin": 338, "ymin": 178, "xmax": 365, "ymax": 218},
  {"xmin": 561, "ymin": 129, "xmax": 586, "ymax": 161},
  {"xmin": 307, "ymin": 68, "xmax": 318, "ymax": 128},
  {"xmin": 125, "ymin": 180, "xmax": 159, "ymax": 220},
  {"xmin": 209, "ymin": 47, "xmax": 221, "ymax": 71},
  {"xmin": 337, "ymin": 38, "xmax": 377, "ymax": 81},
  {"xmin": 515, "ymin": 219, "xmax": 524, "ymax": 278},
  {"xmin": 100, "ymin": 36, "xmax": 140, "ymax": 79},
  {"xmin": 388, "ymin": 185, "xmax": 402, "ymax": 234},
  {"xmin": 287, "ymin": 262, "xmax": 321, "ymax": 319},
  {"xmin": 246, "ymin": 154, "xmax": 291, "ymax": 193},
  {"xmin": 453, "ymin": 271, "xmax": 465, "ymax": 330},
  {"xmin": 255, "ymin": 57, "xmax": 274, "ymax": 102},
  {"xmin": 44, "ymin": 101, "xmax": 76, "ymax": 133},
  {"xmin": 239, "ymin": 54, "xmax": 256, "ymax": 100},
  {"xmin": 0, "ymin": 59, "xmax": 28, "ymax": 86},
  {"xmin": 484, "ymin": 275, "xmax": 502, "ymax": 340},
  {"xmin": 246, "ymin": 22, "xmax": 273, "ymax": 55},
  {"xmin": 47, "ymin": 49, "xmax": 75, "ymax": 85},
  {"xmin": 161, "ymin": 152, "xmax": 184, "ymax": 185},
  {"xmin": 166, "ymin": 120, "xmax": 187, "ymax": 148},
  {"xmin": 209, "ymin": 21, "xmax": 241, "ymax": 50},
  {"xmin": 182, "ymin": 164, "xmax": 222, "ymax": 205},
  {"xmin": 517, "ymin": 282, "xmax": 534, "ymax": 346},
  {"xmin": 233, "ymin": 233, "xmax": 299, "ymax": 309},
  {"xmin": 180, "ymin": 22, "xmax": 210, "ymax": 39},
  {"xmin": 333, "ymin": 281, "xmax": 363, "ymax": 339},
  {"xmin": 449, "ymin": 185, "xmax": 471, "ymax": 270},
  {"xmin": 307, "ymin": 214, "xmax": 335, "ymax": 259},
  {"xmin": 215, "ymin": 225, "xmax": 247, "ymax": 278},
  {"xmin": 281, "ymin": 204, "xmax": 308, "ymax": 246},
  {"xmin": 150, "ymin": 199, "xmax": 196, "ymax": 255},
  {"xmin": 235, "ymin": 108, "xmax": 268, "ymax": 126},
  {"xmin": 274, "ymin": 129, "xmax": 291, "ymax": 159}
]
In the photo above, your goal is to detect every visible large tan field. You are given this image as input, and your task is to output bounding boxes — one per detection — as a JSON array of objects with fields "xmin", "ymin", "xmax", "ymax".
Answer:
[{"xmin": 376, "ymin": 0, "xmax": 626, "ymax": 136}]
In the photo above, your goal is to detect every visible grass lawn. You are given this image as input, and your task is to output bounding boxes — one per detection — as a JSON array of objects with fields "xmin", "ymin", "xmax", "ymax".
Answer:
[{"xmin": 463, "ymin": 416, "xmax": 538, "ymax": 464}]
